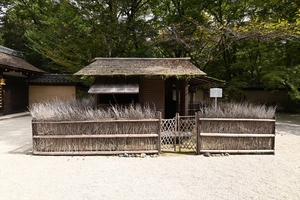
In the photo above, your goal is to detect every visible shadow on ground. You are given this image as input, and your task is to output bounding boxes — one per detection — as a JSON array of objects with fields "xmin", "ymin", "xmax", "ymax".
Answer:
[
  {"xmin": 276, "ymin": 113, "xmax": 300, "ymax": 136},
  {"xmin": 9, "ymin": 143, "xmax": 32, "ymax": 155}
]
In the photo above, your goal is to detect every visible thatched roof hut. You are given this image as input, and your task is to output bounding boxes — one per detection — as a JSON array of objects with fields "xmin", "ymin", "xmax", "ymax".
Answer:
[
  {"xmin": 75, "ymin": 58, "xmax": 221, "ymax": 118},
  {"xmin": 0, "ymin": 46, "xmax": 44, "ymax": 74},
  {"xmin": 0, "ymin": 46, "xmax": 44, "ymax": 115}
]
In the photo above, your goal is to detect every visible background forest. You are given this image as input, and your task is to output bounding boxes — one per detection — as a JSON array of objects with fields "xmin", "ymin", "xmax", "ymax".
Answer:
[{"xmin": 0, "ymin": 0, "xmax": 300, "ymax": 110}]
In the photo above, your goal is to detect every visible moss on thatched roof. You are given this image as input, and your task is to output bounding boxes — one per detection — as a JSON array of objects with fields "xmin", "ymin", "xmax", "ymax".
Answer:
[
  {"xmin": 74, "ymin": 58, "xmax": 206, "ymax": 77},
  {"xmin": 0, "ymin": 46, "xmax": 44, "ymax": 74}
]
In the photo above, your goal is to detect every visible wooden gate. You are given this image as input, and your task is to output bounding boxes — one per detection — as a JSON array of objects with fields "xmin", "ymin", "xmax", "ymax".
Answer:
[{"xmin": 161, "ymin": 113, "xmax": 197, "ymax": 153}]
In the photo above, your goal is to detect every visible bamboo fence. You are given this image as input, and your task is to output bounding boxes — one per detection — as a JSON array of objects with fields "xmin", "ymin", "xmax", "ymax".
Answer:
[
  {"xmin": 31, "ymin": 111, "xmax": 276, "ymax": 156},
  {"xmin": 197, "ymin": 114, "xmax": 276, "ymax": 154},
  {"xmin": 32, "ymin": 115, "xmax": 161, "ymax": 155}
]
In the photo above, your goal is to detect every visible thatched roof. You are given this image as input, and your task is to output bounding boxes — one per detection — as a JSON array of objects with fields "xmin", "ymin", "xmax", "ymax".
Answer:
[
  {"xmin": 74, "ymin": 58, "xmax": 206, "ymax": 77},
  {"xmin": 0, "ymin": 46, "xmax": 44, "ymax": 74}
]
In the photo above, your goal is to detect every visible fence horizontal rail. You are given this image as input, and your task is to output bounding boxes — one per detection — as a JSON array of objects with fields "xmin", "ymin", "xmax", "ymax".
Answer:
[
  {"xmin": 200, "ymin": 150, "xmax": 275, "ymax": 154},
  {"xmin": 200, "ymin": 133, "xmax": 275, "ymax": 138},
  {"xmin": 33, "ymin": 134, "xmax": 159, "ymax": 139},
  {"xmin": 33, "ymin": 150, "xmax": 159, "ymax": 156},
  {"xmin": 32, "ymin": 119, "xmax": 160, "ymax": 124},
  {"xmin": 199, "ymin": 118, "xmax": 275, "ymax": 122}
]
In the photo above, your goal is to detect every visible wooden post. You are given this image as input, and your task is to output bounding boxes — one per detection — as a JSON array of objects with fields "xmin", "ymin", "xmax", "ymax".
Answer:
[
  {"xmin": 176, "ymin": 80, "xmax": 180, "ymax": 113},
  {"xmin": 178, "ymin": 114, "xmax": 181, "ymax": 152},
  {"xmin": 195, "ymin": 112, "xmax": 200, "ymax": 155},
  {"xmin": 180, "ymin": 79, "xmax": 188, "ymax": 116},
  {"xmin": 93, "ymin": 94, "xmax": 98, "ymax": 108},
  {"xmin": 174, "ymin": 113, "xmax": 179, "ymax": 152},
  {"xmin": 199, "ymin": 116, "xmax": 203, "ymax": 155},
  {"xmin": 272, "ymin": 116, "xmax": 276, "ymax": 155},
  {"xmin": 157, "ymin": 111, "xmax": 162, "ymax": 154},
  {"xmin": 32, "ymin": 119, "xmax": 37, "ymax": 152}
]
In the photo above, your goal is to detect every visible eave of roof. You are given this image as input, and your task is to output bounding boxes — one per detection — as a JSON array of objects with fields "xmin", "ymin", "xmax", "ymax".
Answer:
[
  {"xmin": 0, "ymin": 50, "xmax": 44, "ymax": 74},
  {"xmin": 74, "ymin": 57, "xmax": 206, "ymax": 77},
  {"xmin": 88, "ymin": 77, "xmax": 139, "ymax": 94},
  {"xmin": 189, "ymin": 76, "xmax": 225, "ymax": 87}
]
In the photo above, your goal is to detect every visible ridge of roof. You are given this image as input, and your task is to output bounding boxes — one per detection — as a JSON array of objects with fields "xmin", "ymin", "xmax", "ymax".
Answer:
[
  {"xmin": 0, "ymin": 45, "xmax": 24, "ymax": 59},
  {"xmin": 29, "ymin": 74, "xmax": 76, "ymax": 84},
  {"xmin": 95, "ymin": 57, "xmax": 191, "ymax": 60}
]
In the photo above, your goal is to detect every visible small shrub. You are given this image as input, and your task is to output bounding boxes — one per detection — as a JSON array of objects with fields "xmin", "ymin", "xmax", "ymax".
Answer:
[
  {"xmin": 198, "ymin": 102, "xmax": 276, "ymax": 119},
  {"xmin": 29, "ymin": 98, "xmax": 156, "ymax": 121}
]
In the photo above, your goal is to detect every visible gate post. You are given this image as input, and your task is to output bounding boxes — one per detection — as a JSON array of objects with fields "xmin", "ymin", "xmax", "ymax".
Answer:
[
  {"xmin": 174, "ymin": 113, "xmax": 179, "ymax": 151},
  {"xmin": 195, "ymin": 112, "xmax": 201, "ymax": 155},
  {"xmin": 157, "ymin": 111, "xmax": 162, "ymax": 154},
  {"xmin": 32, "ymin": 119, "xmax": 37, "ymax": 153}
]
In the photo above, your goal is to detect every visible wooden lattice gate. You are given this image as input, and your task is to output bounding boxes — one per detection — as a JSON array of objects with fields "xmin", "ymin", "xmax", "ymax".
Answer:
[{"xmin": 161, "ymin": 113, "xmax": 197, "ymax": 153}]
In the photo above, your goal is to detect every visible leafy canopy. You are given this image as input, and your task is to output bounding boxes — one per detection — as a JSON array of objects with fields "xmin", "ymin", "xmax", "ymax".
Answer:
[{"xmin": 1, "ymin": 0, "xmax": 300, "ymax": 102}]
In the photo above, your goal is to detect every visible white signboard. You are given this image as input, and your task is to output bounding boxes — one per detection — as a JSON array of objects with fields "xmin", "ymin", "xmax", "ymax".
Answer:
[{"xmin": 210, "ymin": 88, "xmax": 222, "ymax": 98}]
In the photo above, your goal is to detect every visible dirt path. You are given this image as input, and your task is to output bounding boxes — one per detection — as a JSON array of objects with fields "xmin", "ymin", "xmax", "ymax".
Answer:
[{"xmin": 0, "ymin": 114, "xmax": 299, "ymax": 200}]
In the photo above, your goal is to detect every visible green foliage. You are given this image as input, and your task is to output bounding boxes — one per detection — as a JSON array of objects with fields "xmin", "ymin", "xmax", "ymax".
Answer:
[
  {"xmin": 24, "ymin": 0, "xmax": 92, "ymax": 73},
  {"xmin": 0, "ymin": 0, "xmax": 300, "ymax": 105}
]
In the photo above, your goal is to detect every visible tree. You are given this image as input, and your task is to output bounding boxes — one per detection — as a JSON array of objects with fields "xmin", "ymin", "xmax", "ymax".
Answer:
[
  {"xmin": 1, "ymin": 0, "xmax": 300, "ymax": 105},
  {"xmin": 5, "ymin": 0, "xmax": 158, "ymax": 73},
  {"xmin": 199, "ymin": 0, "xmax": 300, "ymax": 103},
  {"xmin": 0, "ymin": 0, "xmax": 56, "ymax": 71}
]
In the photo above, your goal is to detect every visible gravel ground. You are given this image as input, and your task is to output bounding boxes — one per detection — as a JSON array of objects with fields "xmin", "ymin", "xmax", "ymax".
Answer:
[{"xmin": 0, "ymin": 113, "xmax": 300, "ymax": 200}]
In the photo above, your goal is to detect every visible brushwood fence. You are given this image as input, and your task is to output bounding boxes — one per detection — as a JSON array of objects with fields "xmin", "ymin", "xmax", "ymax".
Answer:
[
  {"xmin": 32, "ymin": 115, "xmax": 161, "ymax": 155},
  {"xmin": 197, "ymin": 114, "xmax": 276, "ymax": 154},
  {"xmin": 32, "ymin": 112, "xmax": 276, "ymax": 155}
]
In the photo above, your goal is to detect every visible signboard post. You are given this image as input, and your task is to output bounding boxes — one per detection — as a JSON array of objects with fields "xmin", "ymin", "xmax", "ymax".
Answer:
[{"xmin": 210, "ymin": 88, "xmax": 222, "ymax": 107}]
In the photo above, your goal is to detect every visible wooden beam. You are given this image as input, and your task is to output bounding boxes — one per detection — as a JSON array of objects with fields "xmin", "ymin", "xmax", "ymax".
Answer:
[
  {"xmin": 33, "ymin": 134, "xmax": 159, "ymax": 139},
  {"xmin": 200, "ymin": 150, "xmax": 275, "ymax": 154},
  {"xmin": 200, "ymin": 133, "xmax": 275, "ymax": 137},
  {"xmin": 199, "ymin": 118, "xmax": 275, "ymax": 122},
  {"xmin": 32, "ymin": 150, "xmax": 159, "ymax": 156},
  {"xmin": 32, "ymin": 119, "xmax": 160, "ymax": 124}
]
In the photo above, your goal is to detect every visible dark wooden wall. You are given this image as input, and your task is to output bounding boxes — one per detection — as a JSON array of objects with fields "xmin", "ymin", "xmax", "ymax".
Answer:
[
  {"xmin": 140, "ymin": 77, "xmax": 165, "ymax": 118},
  {"xmin": 0, "ymin": 85, "xmax": 3, "ymax": 114},
  {"xmin": 2, "ymin": 77, "xmax": 28, "ymax": 114}
]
